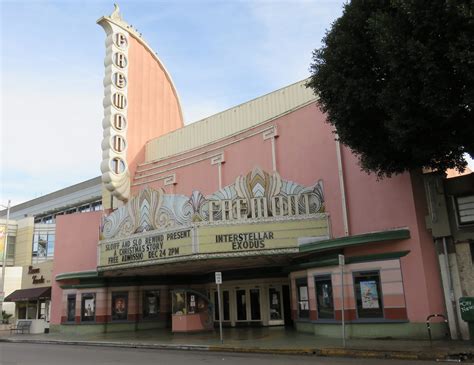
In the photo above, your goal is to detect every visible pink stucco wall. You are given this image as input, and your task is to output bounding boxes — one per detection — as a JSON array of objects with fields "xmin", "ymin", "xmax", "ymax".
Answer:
[
  {"xmin": 126, "ymin": 36, "xmax": 183, "ymax": 180},
  {"xmin": 130, "ymin": 102, "xmax": 445, "ymax": 322},
  {"xmin": 50, "ymin": 211, "xmax": 102, "ymax": 325}
]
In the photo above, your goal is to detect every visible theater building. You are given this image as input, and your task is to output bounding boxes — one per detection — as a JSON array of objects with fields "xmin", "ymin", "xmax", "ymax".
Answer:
[{"xmin": 49, "ymin": 7, "xmax": 448, "ymax": 339}]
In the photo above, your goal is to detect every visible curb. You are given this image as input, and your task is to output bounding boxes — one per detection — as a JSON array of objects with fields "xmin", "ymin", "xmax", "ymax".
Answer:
[{"xmin": 0, "ymin": 337, "xmax": 468, "ymax": 362}]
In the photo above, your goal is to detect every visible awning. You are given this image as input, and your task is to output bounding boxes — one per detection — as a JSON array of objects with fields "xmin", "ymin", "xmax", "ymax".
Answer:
[
  {"xmin": 298, "ymin": 228, "xmax": 410, "ymax": 253},
  {"xmin": 4, "ymin": 287, "xmax": 51, "ymax": 302}
]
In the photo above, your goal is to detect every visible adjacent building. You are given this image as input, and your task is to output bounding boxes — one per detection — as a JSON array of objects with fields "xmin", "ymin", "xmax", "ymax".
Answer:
[
  {"xmin": 0, "ymin": 177, "xmax": 102, "ymax": 333},
  {"xmin": 424, "ymin": 171, "xmax": 474, "ymax": 340}
]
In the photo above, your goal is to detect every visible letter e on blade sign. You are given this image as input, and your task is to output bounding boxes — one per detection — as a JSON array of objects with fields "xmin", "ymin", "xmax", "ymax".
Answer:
[{"xmin": 215, "ymin": 272, "xmax": 222, "ymax": 284}]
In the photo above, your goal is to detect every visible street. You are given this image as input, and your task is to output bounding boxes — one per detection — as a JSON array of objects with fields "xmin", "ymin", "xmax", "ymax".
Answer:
[{"xmin": 0, "ymin": 343, "xmax": 445, "ymax": 365}]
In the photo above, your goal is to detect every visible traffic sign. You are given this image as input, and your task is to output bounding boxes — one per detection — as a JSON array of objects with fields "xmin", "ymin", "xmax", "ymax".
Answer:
[{"xmin": 215, "ymin": 272, "xmax": 222, "ymax": 284}]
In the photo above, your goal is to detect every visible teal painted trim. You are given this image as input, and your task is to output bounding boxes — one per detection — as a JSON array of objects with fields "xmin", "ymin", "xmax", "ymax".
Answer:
[
  {"xmin": 346, "ymin": 250, "xmax": 410, "ymax": 264},
  {"xmin": 299, "ymin": 228, "xmax": 410, "ymax": 253},
  {"xmin": 60, "ymin": 283, "xmax": 106, "ymax": 289},
  {"xmin": 285, "ymin": 250, "xmax": 410, "ymax": 272},
  {"xmin": 56, "ymin": 271, "xmax": 99, "ymax": 281}
]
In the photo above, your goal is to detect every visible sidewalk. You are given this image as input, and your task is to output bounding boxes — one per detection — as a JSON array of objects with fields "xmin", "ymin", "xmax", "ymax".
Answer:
[{"xmin": 1, "ymin": 327, "xmax": 473, "ymax": 362}]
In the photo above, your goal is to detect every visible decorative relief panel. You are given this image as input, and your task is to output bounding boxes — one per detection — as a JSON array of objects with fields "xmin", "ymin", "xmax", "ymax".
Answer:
[
  {"xmin": 101, "ymin": 167, "xmax": 324, "ymax": 240},
  {"xmin": 99, "ymin": 5, "xmax": 131, "ymax": 202}
]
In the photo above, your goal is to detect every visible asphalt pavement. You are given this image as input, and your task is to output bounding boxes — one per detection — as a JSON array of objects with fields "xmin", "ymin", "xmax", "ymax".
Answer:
[{"xmin": 0, "ymin": 342, "xmax": 445, "ymax": 365}]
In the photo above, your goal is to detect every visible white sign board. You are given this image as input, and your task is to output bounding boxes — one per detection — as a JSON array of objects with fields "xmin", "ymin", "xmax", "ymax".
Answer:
[
  {"xmin": 338, "ymin": 254, "xmax": 345, "ymax": 266},
  {"xmin": 215, "ymin": 272, "xmax": 222, "ymax": 284}
]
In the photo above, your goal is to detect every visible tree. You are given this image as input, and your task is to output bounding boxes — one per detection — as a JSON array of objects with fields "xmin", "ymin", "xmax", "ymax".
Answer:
[{"xmin": 307, "ymin": 0, "xmax": 473, "ymax": 177}]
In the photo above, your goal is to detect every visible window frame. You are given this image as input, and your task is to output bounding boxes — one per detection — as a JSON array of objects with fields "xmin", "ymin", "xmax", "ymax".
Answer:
[
  {"xmin": 454, "ymin": 194, "xmax": 474, "ymax": 227},
  {"xmin": 66, "ymin": 294, "xmax": 76, "ymax": 322},
  {"xmin": 353, "ymin": 270, "xmax": 384, "ymax": 319},
  {"xmin": 81, "ymin": 293, "xmax": 96, "ymax": 322},
  {"xmin": 142, "ymin": 290, "xmax": 160, "ymax": 320},
  {"xmin": 295, "ymin": 277, "xmax": 310, "ymax": 319},
  {"xmin": 111, "ymin": 292, "xmax": 128, "ymax": 321},
  {"xmin": 314, "ymin": 274, "xmax": 335, "ymax": 320}
]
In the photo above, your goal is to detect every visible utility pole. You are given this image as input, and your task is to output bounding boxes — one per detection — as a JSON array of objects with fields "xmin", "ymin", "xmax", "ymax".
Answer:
[{"xmin": 0, "ymin": 200, "xmax": 11, "ymax": 322}]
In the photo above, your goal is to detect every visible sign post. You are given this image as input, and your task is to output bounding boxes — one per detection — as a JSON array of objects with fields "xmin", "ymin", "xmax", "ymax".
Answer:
[
  {"xmin": 215, "ymin": 272, "xmax": 223, "ymax": 344},
  {"xmin": 339, "ymin": 254, "xmax": 346, "ymax": 348}
]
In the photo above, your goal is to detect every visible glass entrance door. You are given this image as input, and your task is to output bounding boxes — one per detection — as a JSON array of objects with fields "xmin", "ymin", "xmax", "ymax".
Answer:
[
  {"xmin": 213, "ymin": 290, "xmax": 230, "ymax": 322},
  {"xmin": 235, "ymin": 288, "xmax": 262, "ymax": 323},
  {"xmin": 236, "ymin": 289, "xmax": 247, "ymax": 321},
  {"xmin": 249, "ymin": 288, "xmax": 261, "ymax": 320},
  {"xmin": 268, "ymin": 287, "xmax": 284, "ymax": 325}
]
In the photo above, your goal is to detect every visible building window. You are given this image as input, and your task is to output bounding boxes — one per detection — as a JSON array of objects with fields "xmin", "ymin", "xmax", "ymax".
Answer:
[
  {"xmin": 143, "ymin": 290, "xmax": 160, "ymax": 319},
  {"xmin": 112, "ymin": 292, "xmax": 128, "ymax": 321},
  {"xmin": 67, "ymin": 295, "xmax": 76, "ymax": 322},
  {"xmin": 456, "ymin": 195, "xmax": 474, "ymax": 226},
  {"xmin": 296, "ymin": 277, "xmax": 309, "ymax": 319},
  {"xmin": 353, "ymin": 271, "xmax": 384, "ymax": 319},
  {"xmin": 91, "ymin": 201, "xmax": 103, "ymax": 211},
  {"xmin": 32, "ymin": 232, "xmax": 55, "ymax": 263},
  {"xmin": 81, "ymin": 293, "xmax": 96, "ymax": 322},
  {"xmin": 315, "ymin": 275, "xmax": 334, "ymax": 319},
  {"xmin": 6, "ymin": 236, "xmax": 15, "ymax": 264}
]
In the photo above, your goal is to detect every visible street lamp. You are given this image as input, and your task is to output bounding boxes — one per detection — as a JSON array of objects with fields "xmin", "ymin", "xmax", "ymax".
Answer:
[{"xmin": 0, "ymin": 200, "xmax": 11, "ymax": 322}]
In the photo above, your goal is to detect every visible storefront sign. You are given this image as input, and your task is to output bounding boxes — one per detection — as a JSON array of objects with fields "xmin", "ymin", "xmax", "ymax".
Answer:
[
  {"xmin": 22, "ymin": 262, "xmax": 53, "ymax": 289},
  {"xmin": 28, "ymin": 266, "xmax": 40, "ymax": 274},
  {"xmin": 99, "ymin": 228, "xmax": 193, "ymax": 267}
]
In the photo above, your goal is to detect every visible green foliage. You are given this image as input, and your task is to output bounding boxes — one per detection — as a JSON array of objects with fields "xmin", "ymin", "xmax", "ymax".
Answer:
[
  {"xmin": 2, "ymin": 310, "xmax": 12, "ymax": 324},
  {"xmin": 307, "ymin": 0, "xmax": 473, "ymax": 177}
]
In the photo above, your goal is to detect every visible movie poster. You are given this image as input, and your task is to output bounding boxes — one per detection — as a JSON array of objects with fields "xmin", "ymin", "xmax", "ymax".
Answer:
[
  {"xmin": 143, "ymin": 291, "xmax": 160, "ymax": 318},
  {"xmin": 360, "ymin": 281, "xmax": 380, "ymax": 309},
  {"xmin": 112, "ymin": 293, "xmax": 128, "ymax": 320}
]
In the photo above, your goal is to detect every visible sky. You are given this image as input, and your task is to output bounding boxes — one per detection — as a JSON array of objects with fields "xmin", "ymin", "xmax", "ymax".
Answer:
[{"xmin": 0, "ymin": 0, "xmax": 472, "ymax": 206}]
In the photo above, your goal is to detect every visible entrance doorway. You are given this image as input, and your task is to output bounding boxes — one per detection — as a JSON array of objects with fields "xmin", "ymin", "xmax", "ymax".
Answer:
[
  {"xmin": 235, "ymin": 288, "xmax": 262, "ymax": 324},
  {"xmin": 282, "ymin": 285, "xmax": 293, "ymax": 327},
  {"xmin": 210, "ymin": 280, "xmax": 289, "ymax": 327},
  {"xmin": 268, "ymin": 287, "xmax": 284, "ymax": 325}
]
